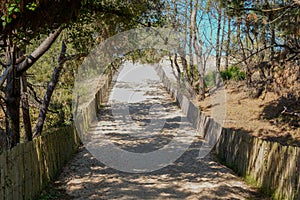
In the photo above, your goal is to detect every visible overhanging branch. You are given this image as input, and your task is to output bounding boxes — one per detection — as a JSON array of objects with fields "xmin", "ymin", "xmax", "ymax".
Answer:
[{"xmin": 17, "ymin": 27, "xmax": 63, "ymax": 76}]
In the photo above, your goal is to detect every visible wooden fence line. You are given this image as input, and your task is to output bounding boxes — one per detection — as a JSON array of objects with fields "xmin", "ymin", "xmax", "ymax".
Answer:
[{"xmin": 0, "ymin": 126, "xmax": 81, "ymax": 200}]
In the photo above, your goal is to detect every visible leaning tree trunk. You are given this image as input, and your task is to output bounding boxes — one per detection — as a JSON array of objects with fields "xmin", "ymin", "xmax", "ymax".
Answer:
[{"xmin": 33, "ymin": 40, "xmax": 67, "ymax": 137}]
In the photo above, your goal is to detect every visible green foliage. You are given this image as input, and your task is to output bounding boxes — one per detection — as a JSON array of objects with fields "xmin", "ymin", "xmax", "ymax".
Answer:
[
  {"xmin": 127, "ymin": 49, "xmax": 167, "ymax": 64},
  {"xmin": 220, "ymin": 66, "xmax": 246, "ymax": 81},
  {"xmin": 1, "ymin": 0, "xmax": 82, "ymax": 38},
  {"xmin": 1, "ymin": 1, "xmax": 21, "ymax": 27},
  {"xmin": 23, "ymin": 0, "xmax": 165, "ymax": 130},
  {"xmin": 0, "ymin": 0, "xmax": 165, "ymax": 135},
  {"xmin": 25, "ymin": 2, "xmax": 37, "ymax": 11}
]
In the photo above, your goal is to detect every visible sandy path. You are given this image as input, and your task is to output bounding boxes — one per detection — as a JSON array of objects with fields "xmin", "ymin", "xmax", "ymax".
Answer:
[{"xmin": 49, "ymin": 63, "xmax": 266, "ymax": 200}]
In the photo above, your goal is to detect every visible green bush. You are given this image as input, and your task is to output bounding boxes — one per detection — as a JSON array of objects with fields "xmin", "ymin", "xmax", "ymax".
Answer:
[{"xmin": 220, "ymin": 66, "xmax": 246, "ymax": 81}]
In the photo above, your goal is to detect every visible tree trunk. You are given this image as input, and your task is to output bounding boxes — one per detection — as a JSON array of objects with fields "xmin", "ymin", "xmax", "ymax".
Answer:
[
  {"xmin": 5, "ymin": 46, "xmax": 21, "ymax": 149},
  {"xmin": 169, "ymin": 52, "xmax": 174, "ymax": 69},
  {"xmin": 179, "ymin": 0, "xmax": 189, "ymax": 82},
  {"xmin": 171, "ymin": 0, "xmax": 177, "ymax": 29},
  {"xmin": 215, "ymin": 7, "xmax": 222, "ymax": 71},
  {"xmin": 269, "ymin": 13, "xmax": 275, "ymax": 77},
  {"xmin": 190, "ymin": 0, "xmax": 205, "ymax": 100},
  {"xmin": 219, "ymin": 9, "xmax": 226, "ymax": 71},
  {"xmin": 21, "ymin": 74, "xmax": 32, "ymax": 142},
  {"xmin": 180, "ymin": 55, "xmax": 188, "ymax": 80},
  {"xmin": 237, "ymin": 17, "xmax": 251, "ymax": 85},
  {"xmin": 33, "ymin": 40, "xmax": 67, "ymax": 137},
  {"xmin": 189, "ymin": 0, "xmax": 194, "ymax": 83},
  {"xmin": 225, "ymin": 15, "xmax": 231, "ymax": 70}
]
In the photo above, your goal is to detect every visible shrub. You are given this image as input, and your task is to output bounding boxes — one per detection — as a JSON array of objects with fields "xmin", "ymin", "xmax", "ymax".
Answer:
[{"xmin": 220, "ymin": 66, "xmax": 246, "ymax": 81}]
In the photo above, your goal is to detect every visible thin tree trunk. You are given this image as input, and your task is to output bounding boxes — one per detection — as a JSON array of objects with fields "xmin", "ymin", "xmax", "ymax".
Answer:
[
  {"xmin": 180, "ymin": 56, "xmax": 188, "ymax": 79},
  {"xmin": 237, "ymin": 18, "xmax": 251, "ymax": 85},
  {"xmin": 189, "ymin": 0, "xmax": 194, "ymax": 83},
  {"xmin": 33, "ymin": 40, "xmax": 67, "ymax": 137},
  {"xmin": 171, "ymin": 0, "xmax": 177, "ymax": 29},
  {"xmin": 179, "ymin": 0, "xmax": 189, "ymax": 82},
  {"xmin": 219, "ymin": 9, "xmax": 226, "ymax": 71},
  {"xmin": 215, "ymin": 7, "xmax": 222, "ymax": 71},
  {"xmin": 21, "ymin": 73, "xmax": 32, "ymax": 141},
  {"xmin": 225, "ymin": 15, "xmax": 231, "ymax": 70},
  {"xmin": 269, "ymin": 14, "xmax": 275, "ymax": 77}
]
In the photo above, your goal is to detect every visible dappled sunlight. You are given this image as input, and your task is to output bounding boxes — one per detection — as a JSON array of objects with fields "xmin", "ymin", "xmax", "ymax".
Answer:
[
  {"xmin": 53, "ymin": 147, "xmax": 264, "ymax": 199},
  {"xmin": 52, "ymin": 63, "xmax": 265, "ymax": 199}
]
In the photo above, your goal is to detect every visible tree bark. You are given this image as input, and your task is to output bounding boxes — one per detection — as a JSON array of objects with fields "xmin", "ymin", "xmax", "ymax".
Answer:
[{"xmin": 5, "ymin": 46, "xmax": 21, "ymax": 149}]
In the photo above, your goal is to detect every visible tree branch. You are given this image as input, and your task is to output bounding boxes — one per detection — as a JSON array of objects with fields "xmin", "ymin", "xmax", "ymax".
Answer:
[
  {"xmin": 229, "ymin": 2, "xmax": 298, "ymax": 13},
  {"xmin": 232, "ymin": 45, "xmax": 273, "ymax": 65},
  {"xmin": 17, "ymin": 27, "xmax": 63, "ymax": 75},
  {"xmin": 27, "ymin": 82, "xmax": 43, "ymax": 105}
]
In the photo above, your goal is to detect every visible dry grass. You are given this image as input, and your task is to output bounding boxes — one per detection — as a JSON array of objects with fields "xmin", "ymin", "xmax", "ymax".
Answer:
[{"xmin": 198, "ymin": 80, "xmax": 300, "ymax": 147}]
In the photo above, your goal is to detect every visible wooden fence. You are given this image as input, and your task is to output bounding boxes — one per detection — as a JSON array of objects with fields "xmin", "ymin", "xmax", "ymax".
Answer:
[
  {"xmin": 0, "ymin": 126, "xmax": 81, "ymax": 200},
  {"xmin": 216, "ymin": 129, "xmax": 300, "ymax": 199}
]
